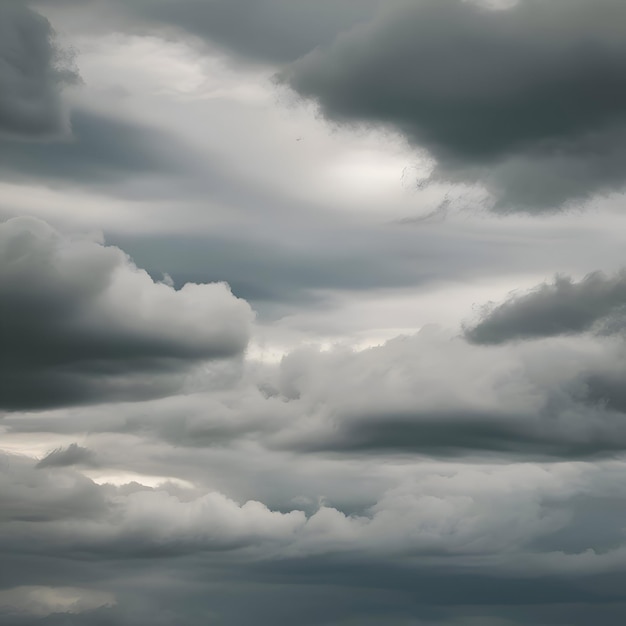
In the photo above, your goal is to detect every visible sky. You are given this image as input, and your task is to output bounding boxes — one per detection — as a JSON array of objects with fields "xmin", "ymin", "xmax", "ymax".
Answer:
[{"xmin": 3, "ymin": 0, "xmax": 626, "ymax": 624}]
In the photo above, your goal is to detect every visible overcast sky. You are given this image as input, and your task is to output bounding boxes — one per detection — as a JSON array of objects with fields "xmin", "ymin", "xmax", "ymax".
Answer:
[{"xmin": 3, "ymin": 1, "xmax": 626, "ymax": 624}]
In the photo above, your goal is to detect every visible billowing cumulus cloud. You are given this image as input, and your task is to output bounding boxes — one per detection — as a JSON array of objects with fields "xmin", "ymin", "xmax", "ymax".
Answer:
[
  {"xmin": 465, "ymin": 270, "xmax": 626, "ymax": 344},
  {"xmin": 9, "ymin": 323, "xmax": 626, "ymax": 462},
  {"xmin": 0, "ymin": 3, "xmax": 78, "ymax": 138},
  {"xmin": 0, "ymin": 217, "xmax": 253, "ymax": 410},
  {"xmin": 0, "ymin": 451, "xmax": 612, "ymax": 564},
  {"xmin": 258, "ymin": 329, "xmax": 626, "ymax": 459},
  {"xmin": 280, "ymin": 0, "xmax": 626, "ymax": 211},
  {"xmin": 0, "ymin": 453, "xmax": 577, "ymax": 558},
  {"xmin": 4, "ymin": 450, "xmax": 626, "ymax": 625}
]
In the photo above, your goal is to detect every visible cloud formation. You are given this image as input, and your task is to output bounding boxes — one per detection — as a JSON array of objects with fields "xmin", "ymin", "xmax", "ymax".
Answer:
[
  {"xmin": 11, "ymin": 322, "xmax": 626, "ymax": 460},
  {"xmin": 280, "ymin": 0, "xmax": 626, "ymax": 211},
  {"xmin": 465, "ymin": 271, "xmax": 626, "ymax": 344},
  {"xmin": 36, "ymin": 444, "xmax": 96, "ymax": 469},
  {"xmin": 260, "ymin": 330, "xmax": 626, "ymax": 458},
  {"xmin": 0, "ymin": 217, "xmax": 253, "ymax": 409},
  {"xmin": 4, "ymin": 449, "xmax": 626, "ymax": 626},
  {"xmin": 0, "ymin": 4, "xmax": 78, "ymax": 138},
  {"xmin": 5, "ymin": 3, "xmax": 626, "ymax": 625},
  {"xmin": 0, "ymin": 453, "xmax": 577, "ymax": 559}
]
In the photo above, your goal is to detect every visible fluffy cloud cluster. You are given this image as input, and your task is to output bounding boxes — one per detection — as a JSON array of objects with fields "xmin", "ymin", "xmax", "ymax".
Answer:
[
  {"xmin": 250, "ymin": 327, "xmax": 626, "ymax": 459},
  {"xmin": 3, "ymin": 439, "xmax": 626, "ymax": 625},
  {"xmin": 0, "ymin": 217, "xmax": 253, "ymax": 409},
  {"xmin": 9, "ymin": 303, "xmax": 626, "ymax": 461},
  {"xmin": 0, "ymin": 451, "xmax": 592, "ymax": 560}
]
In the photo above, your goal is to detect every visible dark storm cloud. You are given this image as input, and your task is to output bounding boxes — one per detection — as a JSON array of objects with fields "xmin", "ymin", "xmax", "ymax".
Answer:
[
  {"xmin": 0, "ymin": 3, "xmax": 78, "ymax": 138},
  {"xmin": 280, "ymin": 0, "xmax": 626, "ymax": 211},
  {"xmin": 465, "ymin": 271, "xmax": 626, "ymax": 344},
  {"xmin": 0, "ymin": 216, "xmax": 253, "ymax": 410}
]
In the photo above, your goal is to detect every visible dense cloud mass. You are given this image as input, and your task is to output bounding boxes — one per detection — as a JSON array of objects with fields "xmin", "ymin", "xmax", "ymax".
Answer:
[
  {"xmin": 4, "ymin": 437, "xmax": 626, "ymax": 625},
  {"xmin": 465, "ymin": 271, "xmax": 626, "ymax": 344},
  {"xmin": 0, "ymin": 3, "xmax": 78, "ymax": 138},
  {"xmin": 0, "ymin": 217, "xmax": 253, "ymax": 409},
  {"xmin": 4, "ymin": 1, "xmax": 626, "ymax": 624},
  {"xmin": 280, "ymin": 0, "xmax": 626, "ymax": 211},
  {"xmin": 254, "ymin": 330, "xmax": 626, "ymax": 458},
  {"xmin": 8, "ymin": 326, "xmax": 626, "ymax": 459}
]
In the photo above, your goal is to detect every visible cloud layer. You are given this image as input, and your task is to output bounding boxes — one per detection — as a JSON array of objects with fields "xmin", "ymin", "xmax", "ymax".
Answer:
[{"xmin": 4, "ymin": 2, "xmax": 626, "ymax": 625}]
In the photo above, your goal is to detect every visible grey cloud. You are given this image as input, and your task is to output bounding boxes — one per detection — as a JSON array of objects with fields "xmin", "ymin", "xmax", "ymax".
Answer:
[
  {"xmin": 125, "ymin": 0, "xmax": 384, "ymax": 63},
  {"xmin": 0, "ymin": 4, "xmax": 78, "ymax": 138},
  {"xmin": 36, "ymin": 0, "xmax": 385, "ymax": 64},
  {"xmin": 0, "ymin": 452, "xmax": 599, "ymax": 560},
  {"xmin": 109, "ymin": 230, "xmax": 441, "ymax": 311},
  {"xmin": 0, "ymin": 585, "xmax": 114, "ymax": 620},
  {"xmin": 6, "ymin": 4, "xmax": 626, "ymax": 622},
  {"xmin": 4, "ymin": 573, "xmax": 626, "ymax": 626},
  {"xmin": 304, "ymin": 410, "xmax": 626, "ymax": 459},
  {"xmin": 0, "ymin": 455, "xmax": 105, "ymax": 524},
  {"xmin": 108, "ymin": 212, "xmax": 538, "ymax": 317},
  {"xmin": 20, "ymin": 325, "xmax": 626, "ymax": 461},
  {"xmin": 36, "ymin": 444, "xmax": 96, "ymax": 469},
  {"xmin": 0, "ymin": 216, "xmax": 253, "ymax": 410},
  {"xmin": 280, "ymin": 0, "xmax": 626, "ymax": 211},
  {"xmin": 6, "ymin": 450, "xmax": 626, "ymax": 626},
  {"xmin": 262, "ymin": 330, "xmax": 626, "ymax": 459},
  {"xmin": 465, "ymin": 271, "xmax": 626, "ymax": 344},
  {"xmin": 12, "ymin": 324, "xmax": 626, "ymax": 460},
  {"xmin": 0, "ymin": 109, "xmax": 192, "ymax": 188}
]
